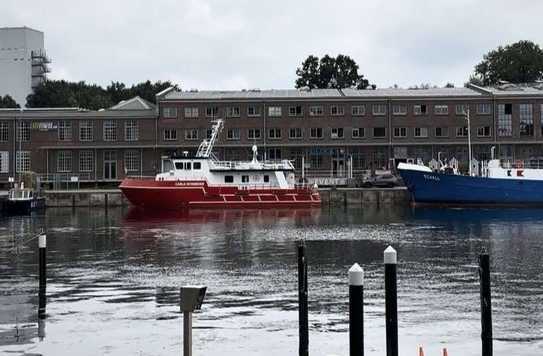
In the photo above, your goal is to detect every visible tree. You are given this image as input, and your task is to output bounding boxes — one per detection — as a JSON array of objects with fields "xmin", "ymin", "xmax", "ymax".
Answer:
[
  {"xmin": 0, "ymin": 95, "xmax": 20, "ymax": 108},
  {"xmin": 27, "ymin": 79, "xmax": 178, "ymax": 109},
  {"xmin": 470, "ymin": 41, "xmax": 543, "ymax": 85},
  {"xmin": 295, "ymin": 54, "xmax": 373, "ymax": 89}
]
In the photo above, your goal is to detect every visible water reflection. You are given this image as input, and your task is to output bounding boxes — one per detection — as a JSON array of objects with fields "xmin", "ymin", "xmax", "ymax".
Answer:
[{"xmin": 0, "ymin": 206, "xmax": 542, "ymax": 355}]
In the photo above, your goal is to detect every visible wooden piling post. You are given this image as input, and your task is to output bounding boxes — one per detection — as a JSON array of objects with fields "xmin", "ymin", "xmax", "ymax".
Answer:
[
  {"xmin": 384, "ymin": 246, "xmax": 398, "ymax": 356},
  {"xmin": 38, "ymin": 234, "xmax": 46, "ymax": 319},
  {"xmin": 479, "ymin": 253, "xmax": 492, "ymax": 356},
  {"xmin": 349, "ymin": 263, "xmax": 364, "ymax": 356},
  {"xmin": 297, "ymin": 240, "xmax": 309, "ymax": 356}
]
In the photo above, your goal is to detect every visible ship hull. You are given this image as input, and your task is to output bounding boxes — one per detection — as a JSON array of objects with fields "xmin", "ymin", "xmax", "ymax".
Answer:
[
  {"xmin": 119, "ymin": 179, "xmax": 321, "ymax": 210},
  {"xmin": 399, "ymin": 167, "xmax": 543, "ymax": 206}
]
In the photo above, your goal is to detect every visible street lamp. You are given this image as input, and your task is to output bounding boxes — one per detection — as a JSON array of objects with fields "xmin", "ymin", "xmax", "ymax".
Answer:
[
  {"xmin": 180, "ymin": 286, "xmax": 207, "ymax": 356},
  {"xmin": 462, "ymin": 108, "xmax": 473, "ymax": 176}
]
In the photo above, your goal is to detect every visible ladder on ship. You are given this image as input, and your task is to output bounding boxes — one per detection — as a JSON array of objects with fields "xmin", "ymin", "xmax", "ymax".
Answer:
[{"xmin": 196, "ymin": 119, "xmax": 224, "ymax": 158}]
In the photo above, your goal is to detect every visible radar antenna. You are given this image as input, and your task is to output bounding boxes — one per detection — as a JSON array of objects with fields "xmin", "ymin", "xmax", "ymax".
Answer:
[{"xmin": 196, "ymin": 119, "xmax": 223, "ymax": 158}]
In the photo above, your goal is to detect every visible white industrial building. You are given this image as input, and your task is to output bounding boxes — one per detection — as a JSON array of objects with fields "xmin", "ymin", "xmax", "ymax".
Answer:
[{"xmin": 0, "ymin": 27, "xmax": 50, "ymax": 106}]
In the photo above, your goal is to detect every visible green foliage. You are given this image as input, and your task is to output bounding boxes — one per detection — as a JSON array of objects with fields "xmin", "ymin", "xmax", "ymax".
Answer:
[
  {"xmin": 295, "ymin": 54, "xmax": 373, "ymax": 89},
  {"xmin": 0, "ymin": 94, "xmax": 20, "ymax": 108},
  {"xmin": 470, "ymin": 41, "xmax": 543, "ymax": 85},
  {"xmin": 26, "ymin": 80, "xmax": 178, "ymax": 110}
]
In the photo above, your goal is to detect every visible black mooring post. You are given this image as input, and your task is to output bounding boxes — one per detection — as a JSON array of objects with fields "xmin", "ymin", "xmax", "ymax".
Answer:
[
  {"xmin": 349, "ymin": 263, "xmax": 364, "ymax": 356},
  {"xmin": 297, "ymin": 240, "xmax": 309, "ymax": 356},
  {"xmin": 479, "ymin": 253, "xmax": 492, "ymax": 356},
  {"xmin": 384, "ymin": 246, "xmax": 398, "ymax": 356},
  {"xmin": 38, "ymin": 234, "xmax": 47, "ymax": 319}
]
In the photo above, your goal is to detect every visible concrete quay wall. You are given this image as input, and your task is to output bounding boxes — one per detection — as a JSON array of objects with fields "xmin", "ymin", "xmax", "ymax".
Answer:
[{"xmin": 43, "ymin": 187, "xmax": 410, "ymax": 208}]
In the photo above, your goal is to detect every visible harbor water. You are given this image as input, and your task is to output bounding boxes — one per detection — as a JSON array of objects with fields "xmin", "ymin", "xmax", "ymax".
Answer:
[{"xmin": 0, "ymin": 206, "xmax": 542, "ymax": 355}]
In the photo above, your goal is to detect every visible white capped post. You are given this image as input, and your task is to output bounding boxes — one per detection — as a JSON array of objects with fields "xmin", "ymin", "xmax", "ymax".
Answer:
[
  {"xmin": 384, "ymin": 246, "xmax": 397, "ymax": 264},
  {"xmin": 39, "ymin": 234, "xmax": 47, "ymax": 249},
  {"xmin": 349, "ymin": 263, "xmax": 364, "ymax": 286}
]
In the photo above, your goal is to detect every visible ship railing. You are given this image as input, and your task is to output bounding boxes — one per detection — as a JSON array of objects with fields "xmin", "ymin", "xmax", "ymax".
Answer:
[
  {"xmin": 501, "ymin": 159, "xmax": 543, "ymax": 170},
  {"xmin": 209, "ymin": 160, "xmax": 293, "ymax": 170},
  {"xmin": 124, "ymin": 175, "xmax": 156, "ymax": 180}
]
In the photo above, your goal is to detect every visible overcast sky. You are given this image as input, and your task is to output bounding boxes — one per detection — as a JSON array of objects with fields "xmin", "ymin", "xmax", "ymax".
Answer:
[{"xmin": 2, "ymin": 0, "xmax": 541, "ymax": 90}]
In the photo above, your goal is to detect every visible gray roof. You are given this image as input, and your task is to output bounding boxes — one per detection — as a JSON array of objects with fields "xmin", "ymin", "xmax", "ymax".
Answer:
[
  {"xmin": 474, "ymin": 83, "xmax": 543, "ymax": 96},
  {"xmin": 163, "ymin": 88, "xmax": 343, "ymax": 100},
  {"xmin": 341, "ymin": 87, "xmax": 482, "ymax": 98},
  {"xmin": 109, "ymin": 96, "xmax": 155, "ymax": 110},
  {"xmin": 0, "ymin": 108, "xmax": 155, "ymax": 119}
]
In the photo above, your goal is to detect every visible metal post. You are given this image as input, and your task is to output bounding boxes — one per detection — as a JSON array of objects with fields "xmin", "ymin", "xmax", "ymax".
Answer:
[
  {"xmin": 38, "ymin": 234, "xmax": 46, "ymax": 319},
  {"xmin": 384, "ymin": 246, "xmax": 398, "ymax": 356},
  {"xmin": 183, "ymin": 311, "xmax": 192, "ymax": 356},
  {"xmin": 349, "ymin": 263, "xmax": 364, "ymax": 356},
  {"xmin": 479, "ymin": 253, "xmax": 492, "ymax": 356},
  {"xmin": 302, "ymin": 155, "xmax": 305, "ymax": 180},
  {"xmin": 297, "ymin": 240, "xmax": 309, "ymax": 356},
  {"xmin": 465, "ymin": 108, "xmax": 472, "ymax": 176}
]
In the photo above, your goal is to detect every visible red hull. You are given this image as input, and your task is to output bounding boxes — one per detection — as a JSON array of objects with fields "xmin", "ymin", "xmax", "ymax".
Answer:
[{"xmin": 119, "ymin": 179, "xmax": 321, "ymax": 210}]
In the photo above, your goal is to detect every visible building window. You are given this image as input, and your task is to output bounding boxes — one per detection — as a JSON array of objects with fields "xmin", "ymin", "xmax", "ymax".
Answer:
[
  {"xmin": 79, "ymin": 150, "xmax": 94, "ymax": 172},
  {"xmin": 0, "ymin": 122, "xmax": 9, "ymax": 142},
  {"xmin": 184, "ymin": 107, "xmax": 199, "ymax": 118},
  {"xmin": 16, "ymin": 151, "xmax": 30, "ymax": 172},
  {"xmin": 310, "ymin": 127, "xmax": 323, "ymax": 138},
  {"xmin": 456, "ymin": 126, "xmax": 468, "ymax": 137},
  {"xmin": 206, "ymin": 107, "xmax": 219, "ymax": 118},
  {"xmin": 163, "ymin": 107, "xmax": 177, "ymax": 118},
  {"xmin": 206, "ymin": 129, "xmax": 213, "ymax": 139},
  {"xmin": 477, "ymin": 103, "xmax": 492, "ymax": 115},
  {"xmin": 372, "ymin": 104, "xmax": 386, "ymax": 115},
  {"xmin": 414, "ymin": 127, "xmax": 428, "ymax": 137},
  {"xmin": 289, "ymin": 128, "xmax": 303, "ymax": 139},
  {"xmin": 268, "ymin": 128, "xmax": 281, "ymax": 139},
  {"xmin": 393, "ymin": 127, "xmax": 407, "ymax": 137},
  {"xmin": 392, "ymin": 104, "xmax": 407, "ymax": 115},
  {"xmin": 103, "ymin": 120, "xmax": 117, "ymax": 141},
  {"xmin": 227, "ymin": 128, "xmax": 240, "ymax": 140},
  {"xmin": 289, "ymin": 105, "xmax": 303, "ymax": 116},
  {"xmin": 57, "ymin": 151, "xmax": 72, "ymax": 172},
  {"xmin": 477, "ymin": 126, "xmax": 492, "ymax": 137},
  {"xmin": 125, "ymin": 121, "xmax": 139, "ymax": 141},
  {"xmin": 164, "ymin": 129, "xmax": 177, "ymax": 141},
  {"xmin": 248, "ymin": 129, "xmax": 261, "ymax": 139},
  {"xmin": 268, "ymin": 148, "xmax": 281, "ymax": 159},
  {"xmin": 248, "ymin": 105, "xmax": 261, "ymax": 117},
  {"xmin": 373, "ymin": 127, "xmax": 386, "ymax": 137},
  {"xmin": 226, "ymin": 106, "xmax": 241, "ymax": 118},
  {"xmin": 17, "ymin": 121, "xmax": 30, "ymax": 142},
  {"xmin": 434, "ymin": 105, "xmax": 449, "ymax": 115},
  {"xmin": 331, "ymin": 128, "xmax": 344, "ymax": 139},
  {"xmin": 185, "ymin": 129, "xmax": 199, "ymax": 140},
  {"xmin": 79, "ymin": 121, "xmax": 93, "ymax": 141},
  {"xmin": 435, "ymin": 127, "xmax": 448, "ymax": 137},
  {"xmin": 455, "ymin": 104, "xmax": 468, "ymax": 115},
  {"xmin": 352, "ymin": 105, "xmax": 366, "ymax": 116},
  {"xmin": 352, "ymin": 128, "xmax": 364, "ymax": 138},
  {"xmin": 309, "ymin": 106, "xmax": 323, "ymax": 116},
  {"xmin": 58, "ymin": 121, "xmax": 72, "ymax": 141},
  {"xmin": 268, "ymin": 106, "xmax": 282, "ymax": 117},
  {"xmin": 497, "ymin": 104, "xmax": 512, "ymax": 137},
  {"xmin": 413, "ymin": 104, "xmax": 427, "ymax": 115},
  {"xmin": 124, "ymin": 150, "xmax": 140, "ymax": 172},
  {"xmin": 0, "ymin": 151, "xmax": 9, "ymax": 173},
  {"xmin": 519, "ymin": 104, "xmax": 534, "ymax": 137},
  {"xmin": 330, "ymin": 105, "xmax": 344, "ymax": 116}
]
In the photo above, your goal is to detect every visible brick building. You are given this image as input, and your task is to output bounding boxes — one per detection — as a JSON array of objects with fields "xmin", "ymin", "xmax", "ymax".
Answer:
[{"xmin": 1, "ymin": 83, "xmax": 543, "ymax": 186}]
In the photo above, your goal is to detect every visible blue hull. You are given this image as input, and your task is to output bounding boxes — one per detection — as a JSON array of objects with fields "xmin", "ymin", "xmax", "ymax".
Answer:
[{"xmin": 399, "ymin": 168, "xmax": 543, "ymax": 206}]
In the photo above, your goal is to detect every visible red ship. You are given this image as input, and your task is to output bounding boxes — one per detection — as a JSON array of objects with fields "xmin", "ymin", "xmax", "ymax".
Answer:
[{"xmin": 120, "ymin": 120, "xmax": 321, "ymax": 210}]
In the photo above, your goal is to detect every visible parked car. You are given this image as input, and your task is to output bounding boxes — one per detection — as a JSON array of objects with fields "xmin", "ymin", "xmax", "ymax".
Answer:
[{"xmin": 361, "ymin": 173, "xmax": 402, "ymax": 188}]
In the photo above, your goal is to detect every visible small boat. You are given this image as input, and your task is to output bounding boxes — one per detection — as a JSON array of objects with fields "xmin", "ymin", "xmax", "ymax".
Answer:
[
  {"xmin": 120, "ymin": 120, "xmax": 321, "ymax": 210},
  {"xmin": 3, "ymin": 182, "xmax": 46, "ymax": 215},
  {"xmin": 398, "ymin": 153, "xmax": 543, "ymax": 207}
]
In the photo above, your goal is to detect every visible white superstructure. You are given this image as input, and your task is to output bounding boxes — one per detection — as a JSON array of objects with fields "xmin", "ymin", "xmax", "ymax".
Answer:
[{"xmin": 0, "ymin": 27, "xmax": 50, "ymax": 105}]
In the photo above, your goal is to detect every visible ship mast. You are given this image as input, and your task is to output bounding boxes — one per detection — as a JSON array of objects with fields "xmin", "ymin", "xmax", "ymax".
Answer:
[{"xmin": 196, "ymin": 119, "xmax": 223, "ymax": 158}]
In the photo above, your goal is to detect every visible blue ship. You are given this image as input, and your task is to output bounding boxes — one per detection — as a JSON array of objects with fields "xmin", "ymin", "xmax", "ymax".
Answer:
[{"xmin": 398, "ymin": 161, "xmax": 543, "ymax": 206}]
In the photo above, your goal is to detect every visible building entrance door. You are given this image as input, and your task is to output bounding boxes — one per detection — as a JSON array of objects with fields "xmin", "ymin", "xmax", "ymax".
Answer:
[
  {"xmin": 332, "ymin": 158, "xmax": 345, "ymax": 177},
  {"xmin": 104, "ymin": 151, "xmax": 117, "ymax": 180}
]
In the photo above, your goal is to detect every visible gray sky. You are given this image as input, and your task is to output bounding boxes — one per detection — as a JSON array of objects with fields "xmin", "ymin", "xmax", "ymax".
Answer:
[{"xmin": 3, "ymin": 0, "xmax": 541, "ymax": 90}]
